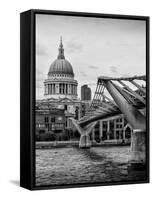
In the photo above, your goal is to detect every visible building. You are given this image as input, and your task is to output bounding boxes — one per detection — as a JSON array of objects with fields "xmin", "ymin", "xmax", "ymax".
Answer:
[
  {"xmin": 36, "ymin": 108, "xmax": 66, "ymax": 141},
  {"xmin": 36, "ymin": 37, "xmax": 144, "ymax": 143},
  {"xmin": 44, "ymin": 37, "xmax": 78, "ymax": 100},
  {"xmin": 91, "ymin": 115, "xmax": 132, "ymax": 143},
  {"xmin": 36, "ymin": 38, "xmax": 82, "ymax": 139},
  {"xmin": 81, "ymin": 85, "xmax": 91, "ymax": 101}
]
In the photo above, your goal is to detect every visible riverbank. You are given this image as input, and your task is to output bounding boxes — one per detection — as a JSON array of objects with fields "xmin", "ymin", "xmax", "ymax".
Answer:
[
  {"xmin": 36, "ymin": 146, "xmax": 146, "ymax": 186},
  {"xmin": 36, "ymin": 139, "xmax": 130, "ymax": 149}
]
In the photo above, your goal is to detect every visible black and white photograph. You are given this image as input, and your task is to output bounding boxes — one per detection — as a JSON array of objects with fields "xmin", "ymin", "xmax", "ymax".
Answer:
[{"xmin": 35, "ymin": 12, "xmax": 149, "ymax": 187}]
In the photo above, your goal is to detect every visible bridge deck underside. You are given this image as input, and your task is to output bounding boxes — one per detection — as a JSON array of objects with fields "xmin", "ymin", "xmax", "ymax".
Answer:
[{"xmin": 78, "ymin": 75, "xmax": 146, "ymax": 129}]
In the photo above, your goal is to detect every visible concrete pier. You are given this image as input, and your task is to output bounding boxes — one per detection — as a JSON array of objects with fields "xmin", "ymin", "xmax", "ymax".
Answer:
[
  {"xmin": 129, "ymin": 129, "xmax": 146, "ymax": 169},
  {"xmin": 79, "ymin": 134, "xmax": 91, "ymax": 148}
]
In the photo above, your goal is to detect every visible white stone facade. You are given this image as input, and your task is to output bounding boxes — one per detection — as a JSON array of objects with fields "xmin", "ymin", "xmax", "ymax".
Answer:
[
  {"xmin": 44, "ymin": 38, "xmax": 78, "ymax": 100},
  {"xmin": 44, "ymin": 74, "xmax": 78, "ymax": 99}
]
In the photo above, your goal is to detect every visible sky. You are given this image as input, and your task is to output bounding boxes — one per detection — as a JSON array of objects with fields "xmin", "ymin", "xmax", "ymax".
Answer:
[{"xmin": 36, "ymin": 14, "xmax": 146, "ymax": 100}]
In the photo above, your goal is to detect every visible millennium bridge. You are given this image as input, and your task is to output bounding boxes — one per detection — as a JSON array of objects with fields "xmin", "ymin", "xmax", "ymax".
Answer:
[{"xmin": 71, "ymin": 75, "xmax": 146, "ymax": 168}]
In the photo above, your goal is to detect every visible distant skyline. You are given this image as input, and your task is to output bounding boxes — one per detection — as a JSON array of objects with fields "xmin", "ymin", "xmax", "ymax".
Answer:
[{"xmin": 36, "ymin": 14, "xmax": 146, "ymax": 100}]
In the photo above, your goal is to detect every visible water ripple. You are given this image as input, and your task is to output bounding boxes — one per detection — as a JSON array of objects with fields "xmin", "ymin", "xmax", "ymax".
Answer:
[{"xmin": 36, "ymin": 146, "xmax": 146, "ymax": 186}]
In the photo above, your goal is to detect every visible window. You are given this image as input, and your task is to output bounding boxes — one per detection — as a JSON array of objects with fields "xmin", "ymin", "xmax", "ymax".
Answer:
[
  {"xmin": 64, "ymin": 105, "xmax": 67, "ymax": 110},
  {"xmin": 44, "ymin": 116, "xmax": 49, "ymax": 123},
  {"xmin": 51, "ymin": 117, "xmax": 55, "ymax": 123}
]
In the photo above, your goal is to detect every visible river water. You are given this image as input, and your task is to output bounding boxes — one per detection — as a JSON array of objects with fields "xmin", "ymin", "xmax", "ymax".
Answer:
[{"xmin": 36, "ymin": 146, "xmax": 146, "ymax": 186}]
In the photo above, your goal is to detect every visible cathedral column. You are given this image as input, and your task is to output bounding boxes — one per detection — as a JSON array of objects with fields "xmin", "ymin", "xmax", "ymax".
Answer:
[
  {"xmin": 50, "ymin": 84, "xmax": 52, "ymax": 94},
  {"xmin": 75, "ymin": 85, "xmax": 77, "ymax": 95},
  {"xmin": 66, "ymin": 84, "xmax": 68, "ymax": 94},
  {"xmin": 53, "ymin": 84, "xmax": 55, "ymax": 94},
  {"xmin": 44, "ymin": 84, "xmax": 47, "ymax": 95},
  {"xmin": 61, "ymin": 84, "xmax": 63, "ymax": 94},
  {"xmin": 51, "ymin": 84, "xmax": 53, "ymax": 94},
  {"xmin": 63, "ymin": 83, "xmax": 65, "ymax": 94},
  {"xmin": 49, "ymin": 84, "xmax": 51, "ymax": 94},
  {"xmin": 48, "ymin": 84, "xmax": 51, "ymax": 94},
  {"xmin": 57, "ymin": 83, "xmax": 60, "ymax": 94},
  {"xmin": 47, "ymin": 84, "xmax": 49, "ymax": 94},
  {"xmin": 71, "ymin": 84, "xmax": 73, "ymax": 94},
  {"xmin": 48, "ymin": 84, "xmax": 49, "ymax": 94},
  {"xmin": 72, "ymin": 85, "xmax": 74, "ymax": 94},
  {"xmin": 69, "ymin": 84, "xmax": 71, "ymax": 94},
  {"xmin": 51, "ymin": 84, "xmax": 52, "ymax": 94},
  {"xmin": 64, "ymin": 83, "xmax": 66, "ymax": 94},
  {"xmin": 67, "ymin": 84, "xmax": 69, "ymax": 94}
]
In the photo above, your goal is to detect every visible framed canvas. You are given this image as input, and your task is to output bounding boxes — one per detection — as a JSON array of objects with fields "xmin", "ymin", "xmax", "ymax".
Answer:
[{"xmin": 20, "ymin": 9, "xmax": 150, "ymax": 190}]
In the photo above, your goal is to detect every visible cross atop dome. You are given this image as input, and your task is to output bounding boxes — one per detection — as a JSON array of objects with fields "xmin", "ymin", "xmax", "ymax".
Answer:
[
  {"xmin": 57, "ymin": 36, "xmax": 65, "ymax": 59},
  {"xmin": 60, "ymin": 36, "xmax": 63, "ymax": 47}
]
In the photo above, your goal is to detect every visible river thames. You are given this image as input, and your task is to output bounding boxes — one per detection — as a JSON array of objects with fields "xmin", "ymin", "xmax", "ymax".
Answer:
[{"xmin": 36, "ymin": 146, "xmax": 146, "ymax": 186}]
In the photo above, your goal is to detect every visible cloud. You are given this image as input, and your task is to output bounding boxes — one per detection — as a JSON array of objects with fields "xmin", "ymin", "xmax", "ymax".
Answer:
[
  {"xmin": 36, "ymin": 43, "xmax": 48, "ymax": 56},
  {"xmin": 66, "ymin": 39, "xmax": 83, "ymax": 54},
  {"xmin": 36, "ymin": 68, "xmax": 44, "ymax": 75},
  {"xmin": 88, "ymin": 65, "xmax": 98, "ymax": 69},
  {"xmin": 36, "ymin": 80, "xmax": 43, "ymax": 89},
  {"xmin": 122, "ymin": 73, "xmax": 131, "ymax": 77},
  {"xmin": 110, "ymin": 66, "xmax": 118, "ymax": 74},
  {"xmin": 36, "ymin": 68, "xmax": 45, "ymax": 89},
  {"xmin": 79, "ymin": 71, "xmax": 87, "ymax": 77},
  {"xmin": 87, "ymin": 82, "xmax": 96, "ymax": 86}
]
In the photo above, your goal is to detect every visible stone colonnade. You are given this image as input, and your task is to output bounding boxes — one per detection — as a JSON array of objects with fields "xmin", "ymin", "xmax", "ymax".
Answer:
[
  {"xmin": 44, "ymin": 82, "xmax": 77, "ymax": 95},
  {"xmin": 91, "ymin": 118, "xmax": 126, "ymax": 141}
]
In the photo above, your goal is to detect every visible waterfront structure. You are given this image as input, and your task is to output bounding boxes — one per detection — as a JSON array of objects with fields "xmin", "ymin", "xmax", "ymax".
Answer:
[
  {"xmin": 91, "ymin": 115, "xmax": 132, "ymax": 142},
  {"xmin": 36, "ymin": 109, "xmax": 65, "ymax": 137},
  {"xmin": 71, "ymin": 75, "xmax": 146, "ymax": 167},
  {"xmin": 44, "ymin": 37, "xmax": 78, "ymax": 100},
  {"xmin": 36, "ymin": 38, "xmax": 144, "ymax": 148},
  {"xmin": 36, "ymin": 38, "xmax": 81, "ymax": 134},
  {"xmin": 36, "ymin": 98, "xmax": 82, "ymax": 132},
  {"xmin": 81, "ymin": 85, "xmax": 91, "ymax": 101}
]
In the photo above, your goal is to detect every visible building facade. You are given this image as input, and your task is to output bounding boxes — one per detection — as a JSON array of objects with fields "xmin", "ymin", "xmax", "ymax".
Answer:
[
  {"xmin": 35, "ymin": 108, "xmax": 66, "ymax": 141},
  {"xmin": 44, "ymin": 37, "xmax": 78, "ymax": 100},
  {"xmin": 81, "ymin": 85, "xmax": 91, "ymax": 101},
  {"xmin": 91, "ymin": 115, "xmax": 132, "ymax": 143},
  {"xmin": 36, "ymin": 38, "xmax": 142, "ymax": 143},
  {"xmin": 36, "ymin": 38, "xmax": 82, "ymax": 140}
]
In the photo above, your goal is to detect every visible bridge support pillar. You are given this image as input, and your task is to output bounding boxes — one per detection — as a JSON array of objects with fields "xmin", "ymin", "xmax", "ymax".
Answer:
[
  {"xmin": 103, "ymin": 80, "xmax": 146, "ymax": 170},
  {"xmin": 129, "ymin": 129, "xmax": 146, "ymax": 169},
  {"xmin": 70, "ymin": 118, "xmax": 97, "ymax": 148},
  {"xmin": 79, "ymin": 134, "xmax": 91, "ymax": 148},
  {"xmin": 99, "ymin": 120, "xmax": 103, "ymax": 141}
]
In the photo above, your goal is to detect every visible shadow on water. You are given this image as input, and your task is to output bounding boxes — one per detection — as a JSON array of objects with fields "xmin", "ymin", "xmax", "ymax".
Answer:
[{"xmin": 73, "ymin": 147, "xmax": 107, "ymax": 162}]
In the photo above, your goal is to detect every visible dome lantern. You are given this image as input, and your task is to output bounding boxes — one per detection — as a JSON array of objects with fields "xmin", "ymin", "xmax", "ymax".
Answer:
[
  {"xmin": 48, "ymin": 37, "xmax": 74, "ymax": 77},
  {"xmin": 57, "ymin": 36, "xmax": 65, "ymax": 59}
]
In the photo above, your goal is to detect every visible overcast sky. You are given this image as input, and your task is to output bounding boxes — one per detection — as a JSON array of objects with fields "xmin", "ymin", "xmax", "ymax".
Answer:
[{"xmin": 36, "ymin": 14, "xmax": 146, "ymax": 100}]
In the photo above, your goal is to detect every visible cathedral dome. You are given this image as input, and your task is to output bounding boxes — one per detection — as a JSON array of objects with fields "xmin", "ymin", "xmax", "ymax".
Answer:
[
  {"xmin": 48, "ymin": 37, "xmax": 74, "ymax": 76},
  {"xmin": 44, "ymin": 37, "xmax": 78, "ymax": 100},
  {"xmin": 48, "ymin": 59, "xmax": 74, "ymax": 76}
]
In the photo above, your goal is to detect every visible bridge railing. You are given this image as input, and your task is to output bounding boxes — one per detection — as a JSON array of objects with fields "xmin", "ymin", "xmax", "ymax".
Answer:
[{"xmin": 78, "ymin": 75, "xmax": 146, "ymax": 126}]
